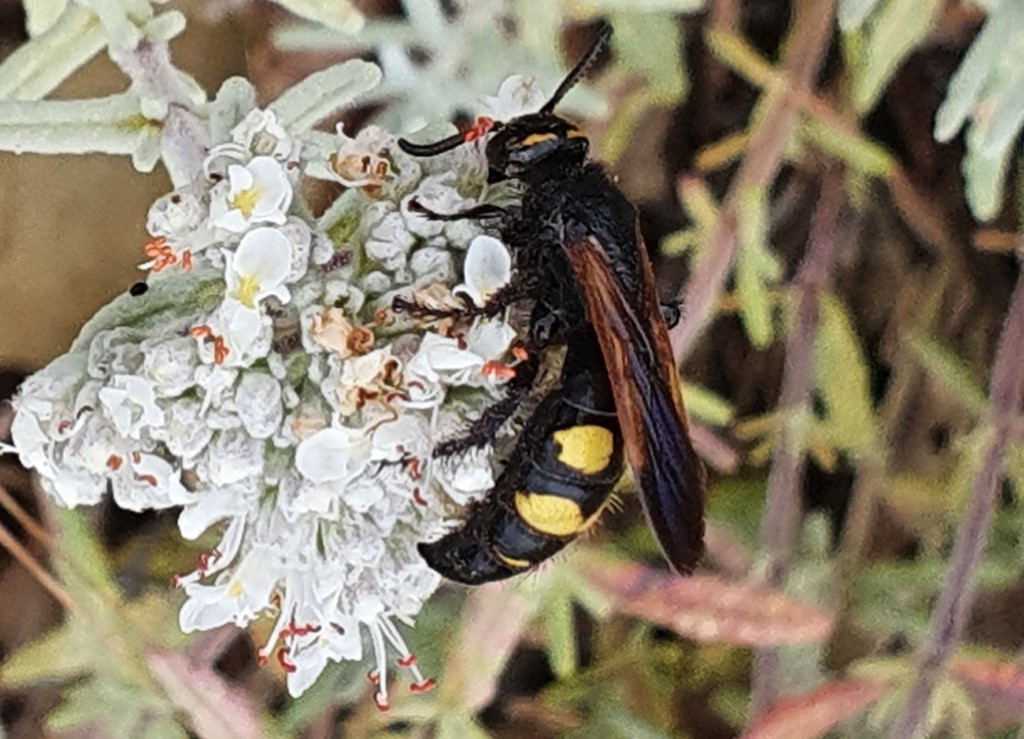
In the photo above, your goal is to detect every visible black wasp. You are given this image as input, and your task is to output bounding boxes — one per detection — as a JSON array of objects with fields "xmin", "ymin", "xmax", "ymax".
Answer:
[{"xmin": 394, "ymin": 26, "xmax": 705, "ymax": 584}]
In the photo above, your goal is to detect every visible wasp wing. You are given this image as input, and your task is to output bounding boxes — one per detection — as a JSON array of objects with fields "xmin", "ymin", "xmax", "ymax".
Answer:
[{"xmin": 563, "ymin": 233, "xmax": 705, "ymax": 573}]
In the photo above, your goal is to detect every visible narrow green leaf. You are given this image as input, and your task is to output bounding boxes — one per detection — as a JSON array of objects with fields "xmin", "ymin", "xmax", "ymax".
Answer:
[
  {"xmin": 852, "ymin": 0, "xmax": 942, "ymax": 114},
  {"xmin": 801, "ymin": 116, "xmax": 895, "ymax": 178},
  {"xmin": 934, "ymin": 12, "xmax": 1012, "ymax": 141},
  {"xmin": 0, "ymin": 4, "xmax": 104, "ymax": 100},
  {"xmin": 813, "ymin": 295, "xmax": 876, "ymax": 455},
  {"xmin": 610, "ymin": 14, "xmax": 686, "ymax": 103},
  {"xmin": 269, "ymin": 60, "xmax": 382, "ymax": 132},
  {"xmin": 543, "ymin": 590, "xmax": 577, "ymax": 679},
  {"xmin": 0, "ymin": 621, "xmax": 93, "ymax": 685},
  {"xmin": 681, "ymin": 382, "xmax": 734, "ymax": 426},
  {"xmin": 963, "ymin": 119, "xmax": 1012, "ymax": 221},
  {"xmin": 435, "ymin": 712, "xmax": 491, "ymax": 739},
  {"xmin": 905, "ymin": 331, "xmax": 987, "ymax": 415},
  {"xmin": 735, "ymin": 185, "xmax": 780, "ymax": 348}
]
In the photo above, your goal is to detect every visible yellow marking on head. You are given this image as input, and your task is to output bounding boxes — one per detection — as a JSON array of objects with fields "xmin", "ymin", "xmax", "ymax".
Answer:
[
  {"xmin": 495, "ymin": 551, "xmax": 531, "ymax": 569},
  {"xmin": 566, "ymin": 128, "xmax": 586, "ymax": 138},
  {"xmin": 518, "ymin": 132, "xmax": 558, "ymax": 147},
  {"xmin": 552, "ymin": 425, "xmax": 614, "ymax": 475},
  {"xmin": 514, "ymin": 491, "xmax": 585, "ymax": 536}
]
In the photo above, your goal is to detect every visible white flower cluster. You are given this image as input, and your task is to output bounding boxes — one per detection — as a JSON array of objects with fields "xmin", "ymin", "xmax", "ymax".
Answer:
[{"xmin": 7, "ymin": 75, "xmax": 541, "ymax": 705}]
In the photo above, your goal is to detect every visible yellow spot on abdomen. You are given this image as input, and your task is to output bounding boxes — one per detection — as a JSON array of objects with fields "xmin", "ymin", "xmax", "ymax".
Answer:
[
  {"xmin": 514, "ymin": 491, "xmax": 585, "ymax": 537},
  {"xmin": 552, "ymin": 425, "xmax": 614, "ymax": 475},
  {"xmin": 495, "ymin": 551, "xmax": 531, "ymax": 569}
]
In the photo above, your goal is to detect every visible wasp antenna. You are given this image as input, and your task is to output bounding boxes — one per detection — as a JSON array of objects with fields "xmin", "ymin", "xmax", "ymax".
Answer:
[
  {"xmin": 397, "ymin": 132, "xmax": 467, "ymax": 157},
  {"xmin": 540, "ymin": 24, "xmax": 613, "ymax": 114}
]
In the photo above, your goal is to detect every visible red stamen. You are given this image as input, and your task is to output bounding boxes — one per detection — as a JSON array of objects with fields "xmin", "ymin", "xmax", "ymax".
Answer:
[
  {"xmin": 106, "ymin": 454, "xmax": 123, "ymax": 470},
  {"xmin": 276, "ymin": 647, "xmax": 296, "ymax": 673},
  {"xmin": 256, "ymin": 651, "xmax": 269, "ymax": 666},
  {"xmin": 188, "ymin": 325, "xmax": 212, "ymax": 338},
  {"xmin": 57, "ymin": 419, "xmax": 71, "ymax": 433},
  {"xmin": 412, "ymin": 487, "xmax": 427, "ymax": 506},
  {"xmin": 135, "ymin": 473, "xmax": 158, "ymax": 486},
  {"xmin": 405, "ymin": 457, "xmax": 422, "ymax": 481},
  {"xmin": 131, "ymin": 451, "xmax": 141, "ymax": 464},
  {"xmin": 409, "ymin": 678, "xmax": 436, "ymax": 693},
  {"xmin": 181, "ymin": 250, "xmax": 193, "ymax": 271},
  {"xmin": 367, "ymin": 670, "xmax": 379, "ymax": 684},
  {"xmin": 373, "ymin": 692, "xmax": 390, "ymax": 712},
  {"xmin": 397, "ymin": 654, "xmax": 417, "ymax": 667},
  {"xmin": 280, "ymin": 622, "xmax": 321, "ymax": 639}
]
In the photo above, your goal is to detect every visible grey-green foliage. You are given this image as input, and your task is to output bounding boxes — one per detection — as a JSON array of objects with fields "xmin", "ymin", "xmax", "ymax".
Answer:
[
  {"xmin": 273, "ymin": 0, "xmax": 606, "ymax": 134},
  {"xmin": 933, "ymin": 0, "xmax": 1024, "ymax": 220},
  {"xmin": 839, "ymin": 0, "xmax": 1023, "ymax": 221}
]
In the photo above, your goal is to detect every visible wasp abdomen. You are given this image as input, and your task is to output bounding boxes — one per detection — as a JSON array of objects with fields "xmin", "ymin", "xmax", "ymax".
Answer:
[{"xmin": 419, "ymin": 337, "xmax": 626, "ymax": 584}]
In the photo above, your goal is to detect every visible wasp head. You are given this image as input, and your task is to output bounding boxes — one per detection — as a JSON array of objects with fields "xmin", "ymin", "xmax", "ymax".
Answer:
[{"xmin": 484, "ymin": 113, "xmax": 589, "ymax": 183}]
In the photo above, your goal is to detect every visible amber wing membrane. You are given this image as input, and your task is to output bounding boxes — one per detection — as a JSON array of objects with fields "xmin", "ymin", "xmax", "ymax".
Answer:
[{"xmin": 564, "ymin": 234, "xmax": 705, "ymax": 573}]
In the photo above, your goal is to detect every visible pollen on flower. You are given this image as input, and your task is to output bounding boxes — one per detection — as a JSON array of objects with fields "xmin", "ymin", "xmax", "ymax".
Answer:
[
  {"xmin": 230, "ymin": 187, "xmax": 261, "ymax": 218},
  {"xmin": 232, "ymin": 273, "xmax": 261, "ymax": 308},
  {"xmin": 143, "ymin": 237, "xmax": 177, "ymax": 271}
]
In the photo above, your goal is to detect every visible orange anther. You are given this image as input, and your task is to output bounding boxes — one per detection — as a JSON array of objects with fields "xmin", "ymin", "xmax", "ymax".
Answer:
[
  {"xmin": 188, "ymin": 325, "xmax": 212, "ymax": 338},
  {"xmin": 181, "ymin": 250, "xmax": 193, "ymax": 271},
  {"xmin": 463, "ymin": 116, "xmax": 494, "ymax": 142},
  {"xmin": 481, "ymin": 360, "xmax": 516, "ymax": 379},
  {"xmin": 106, "ymin": 454, "xmax": 123, "ymax": 470},
  {"xmin": 212, "ymin": 336, "xmax": 229, "ymax": 364}
]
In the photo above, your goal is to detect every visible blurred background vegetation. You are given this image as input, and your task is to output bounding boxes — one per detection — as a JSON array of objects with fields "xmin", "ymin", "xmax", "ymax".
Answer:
[{"xmin": 3, "ymin": 0, "xmax": 1024, "ymax": 737}]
